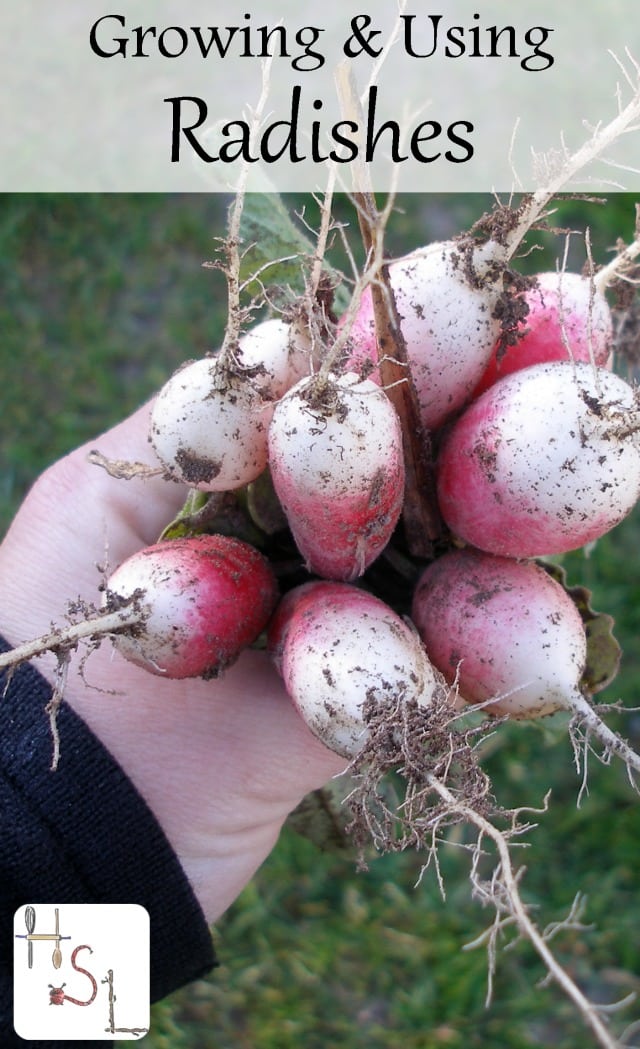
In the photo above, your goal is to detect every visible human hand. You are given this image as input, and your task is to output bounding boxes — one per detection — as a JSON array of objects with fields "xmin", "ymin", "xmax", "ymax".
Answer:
[{"xmin": 0, "ymin": 402, "xmax": 347, "ymax": 921}]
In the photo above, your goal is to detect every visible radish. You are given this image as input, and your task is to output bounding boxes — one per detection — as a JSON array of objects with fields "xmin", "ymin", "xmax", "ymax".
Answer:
[
  {"xmin": 437, "ymin": 361, "xmax": 640, "ymax": 558},
  {"xmin": 106, "ymin": 534, "xmax": 278, "ymax": 678},
  {"xmin": 411, "ymin": 548, "xmax": 587, "ymax": 718},
  {"xmin": 343, "ymin": 242, "xmax": 505, "ymax": 432},
  {"xmin": 268, "ymin": 372, "xmax": 405, "ymax": 581},
  {"xmin": 410, "ymin": 547, "xmax": 640, "ymax": 779},
  {"xmin": 266, "ymin": 580, "xmax": 333, "ymax": 676},
  {"xmin": 473, "ymin": 271, "xmax": 613, "ymax": 396},
  {"xmin": 269, "ymin": 581, "xmax": 442, "ymax": 757},
  {"xmin": 234, "ymin": 316, "xmax": 312, "ymax": 392},
  {"xmin": 150, "ymin": 319, "xmax": 311, "ymax": 491},
  {"xmin": 150, "ymin": 356, "xmax": 272, "ymax": 490}
]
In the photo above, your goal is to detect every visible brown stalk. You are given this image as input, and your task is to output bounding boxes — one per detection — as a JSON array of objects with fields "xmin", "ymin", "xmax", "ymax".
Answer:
[
  {"xmin": 335, "ymin": 62, "xmax": 442, "ymax": 557},
  {"xmin": 354, "ymin": 194, "xmax": 442, "ymax": 557}
]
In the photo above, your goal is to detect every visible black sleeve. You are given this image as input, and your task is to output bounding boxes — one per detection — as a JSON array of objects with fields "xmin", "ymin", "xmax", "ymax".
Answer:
[{"xmin": 0, "ymin": 638, "xmax": 217, "ymax": 1048}]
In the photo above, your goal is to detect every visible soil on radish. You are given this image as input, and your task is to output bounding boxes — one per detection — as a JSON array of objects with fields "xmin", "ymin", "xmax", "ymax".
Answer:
[{"xmin": 174, "ymin": 449, "xmax": 223, "ymax": 486}]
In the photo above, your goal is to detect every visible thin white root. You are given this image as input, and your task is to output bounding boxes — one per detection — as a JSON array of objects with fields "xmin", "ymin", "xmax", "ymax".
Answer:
[
  {"xmin": 426, "ymin": 773, "xmax": 628, "ymax": 1049},
  {"xmin": 567, "ymin": 690, "xmax": 640, "ymax": 788},
  {"xmin": 0, "ymin": 606, "xmax": 144, "ymax": 674},
  {"xmin": 46, "ymin": 651, "xmax": 70, "ymax": 772}
]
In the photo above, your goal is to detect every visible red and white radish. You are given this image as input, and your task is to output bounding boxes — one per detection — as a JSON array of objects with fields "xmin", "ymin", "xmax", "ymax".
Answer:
[
  {"xmin": 410, "ymin": 547, "xmax": 640, "ymax": 778},
  {"xmin": 474, "ymin": 271, "xmax": 613, "ymax": 396},
  {"xmin": 269, "ymin": 581, "xmax": 442, "ymax": 757},
  {"xmin": 437, "ymin": 361, "xmax": 640, "ymax": 558},
  {"xmin": 234, "ymin": 316, "xmax": 312, "ymax": 393},
  {"xmin": 343, "ymin": 241, "xmax": 505, "ymax": 432},
  {"xmin": 268, "ymin": 372, "xmax": 405, "ymax": 581},
  {"xmin": 150, "ymin": 356, "xmax": 271, "ymax": 491},
  {"xmin": 266, "ymin": 580, "xmax": 332, "ymax": 677},
  {"xmin": 106, "ymin": 534, "xmax": 278, "ymax": 678},
  {"xmin": 411, "ymin": 548, "xmax": 587, "ymax": 718},
  {"xmin": 150, "ymin": 319, "xmax": 311, "ymax": 492}
]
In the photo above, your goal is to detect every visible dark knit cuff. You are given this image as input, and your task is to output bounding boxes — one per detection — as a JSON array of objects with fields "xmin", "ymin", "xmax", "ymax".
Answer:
[{"xmin": 0, "ymin": 637, "xmax": 216, "ymax": 1045}]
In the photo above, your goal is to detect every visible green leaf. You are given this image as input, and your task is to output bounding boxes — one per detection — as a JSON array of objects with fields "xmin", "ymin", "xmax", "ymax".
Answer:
[
  {"xmin": 539, "ymin": 560, "xmax": 622, "ymax": 697},
  {"xmin": 285, "ymin": 774, "xmax": 399, "ymax": 858},
  {"xmin": 238, "ymin": 194, "xmax": 350, "ymax": 315},
  {"xmin": 158, "ymin": 488, "xmax": 264, "ymax": 547},
  {"xmin": 157, "ymin": 488, "xmax": 210, "ymax": 541},
  {"xmin": 202, "ymin": 130, "xmax": 350, "ymax": 308},
  {"xmin": 286, "ymin": 779, "xmax": 357, "ymax": 854},
  {"xmin": 238, "ymin": 193, "xmax": 319, "ymax": 300},
  {"xmin": 246, "ymin": 467, "xmax": 288, "ymax": 536},
  {"xmin": 226, "ymin": 186, "xmax": 350, "ymax": 311}
]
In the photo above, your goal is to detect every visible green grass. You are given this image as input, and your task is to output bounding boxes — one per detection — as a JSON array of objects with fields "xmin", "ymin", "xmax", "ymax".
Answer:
[
  {"xmin": 2, "ymin": 192, "xmax": 640, "ymax": 1048},
  {"xmin": 0, "ymin": 193, "xmax": 230, "ymax": 532}
]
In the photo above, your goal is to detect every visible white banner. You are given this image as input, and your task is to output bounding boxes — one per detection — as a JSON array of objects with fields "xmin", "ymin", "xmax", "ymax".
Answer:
[{"xmin": 2, "ymin": 0, "xmax": 639, "ymax": 192}]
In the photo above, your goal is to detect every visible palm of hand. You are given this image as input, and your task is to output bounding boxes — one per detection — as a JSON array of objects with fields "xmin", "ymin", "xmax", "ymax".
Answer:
[{"xmin": 0, "ymin": 405, "xmax": 346, "ymax": 920}]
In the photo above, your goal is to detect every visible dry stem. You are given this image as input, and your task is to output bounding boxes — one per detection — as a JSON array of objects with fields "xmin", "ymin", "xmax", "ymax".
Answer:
[
  {"xmin": 334, "ymin": 62, "xmax": 442, "ymax": 556},
  {"xmin": 595, "ymin": 204, "xmax": 640, "ymax": 294},
  {"xmin": 504, "ymin": 61, "xmax": 640, "ymax": 261},
  {"xmin": 220, "ymin": 55, "xmax": 277, "ymax": 361},
  {"xmin": 308, "ymin": 172, "xmax": 338, "ymax": 306},
  {"xmin": 87, "ymin": 450, "xmax": 165, "ymax": 482},
  {"xmin": 46, "ymin": 651, "xmax": 71, "ymax": 771}
]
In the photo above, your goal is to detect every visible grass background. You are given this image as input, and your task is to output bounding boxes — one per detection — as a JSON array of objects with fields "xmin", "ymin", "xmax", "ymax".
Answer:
[{"xmin": 2, "ymin": 192, "xmax": 640, "ymax": 1048}]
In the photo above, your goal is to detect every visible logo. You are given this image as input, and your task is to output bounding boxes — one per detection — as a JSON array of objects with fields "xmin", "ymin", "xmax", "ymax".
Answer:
[{"xmin": 14, "ymin": 904, "xmax": 149, "ymax": 1041}]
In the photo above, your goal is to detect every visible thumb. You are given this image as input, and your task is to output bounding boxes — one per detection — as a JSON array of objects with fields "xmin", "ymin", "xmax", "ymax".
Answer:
[{"xmin": 0, "ymin": 399, "xmax": 187, "ymax": 644}]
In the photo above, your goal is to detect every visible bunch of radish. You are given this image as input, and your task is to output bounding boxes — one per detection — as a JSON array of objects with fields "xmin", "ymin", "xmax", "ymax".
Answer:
[
  {"xmin": 328, "ymin": 239, "xmax": 640, "ymax": 765},
  {"xmin": 78, "ymin": 190, "xmax": 640, "ymax": 787},
  {"xmin": 5, "ymin": 178, "xmax": 633, "ymax": 790},
  {"xmin": 11, "ymin": 86, "xmax": 630, "ymax": 1049}
]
